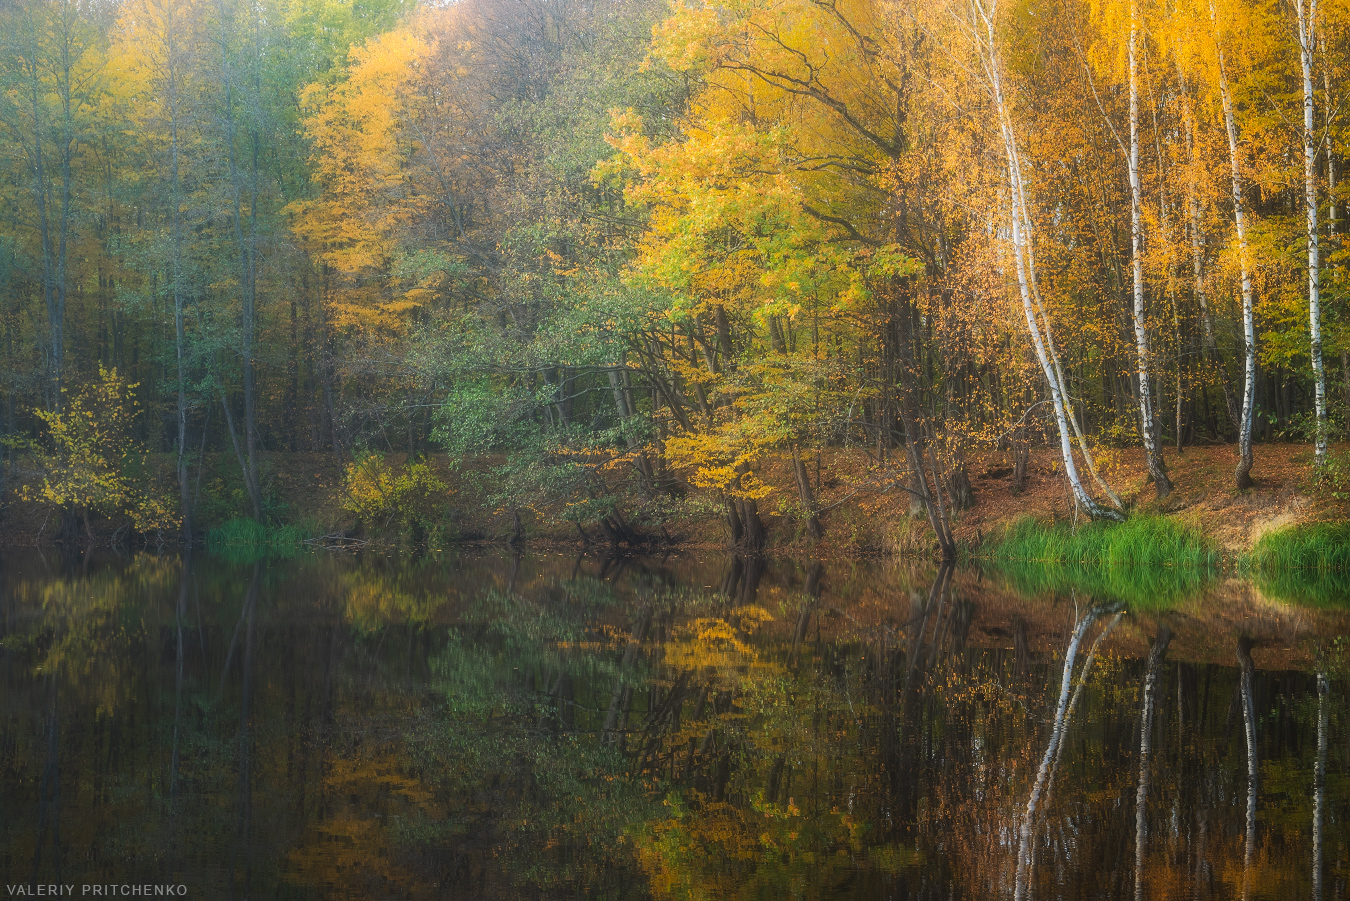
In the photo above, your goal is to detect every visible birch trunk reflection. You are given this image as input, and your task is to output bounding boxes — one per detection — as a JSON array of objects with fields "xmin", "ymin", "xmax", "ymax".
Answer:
[
  {"xmin": 1237, "ymin": 636, "xmax": 1257, "ymax": 901},
  {"xmin": 1014, "ymin": 602, "xmax": 1122, "ymax": 901},
  {"xmin": 1313, "ymin": 671, "xmax": 1328, "ymax": 901},
  {"xmin": 1135, "ymin": 627, "xmax": 1172, "ymax": 901}
]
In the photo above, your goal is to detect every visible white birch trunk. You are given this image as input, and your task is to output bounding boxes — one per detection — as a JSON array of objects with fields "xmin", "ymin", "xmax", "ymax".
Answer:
[
  {"xmin": 1129, "ymin": 1, "xmax": 1171, "ymax": 496},
  {"xmin": 1297, "ymin": 0, "xmax": 1327, "ymax": 466},
  {"xmin": 970, "ymin": 0, "xmax": 1123, "ymax": 520},
  {"xmin": 1209, "ymin": 0, "xmax": 1258, "ymax": 488}
]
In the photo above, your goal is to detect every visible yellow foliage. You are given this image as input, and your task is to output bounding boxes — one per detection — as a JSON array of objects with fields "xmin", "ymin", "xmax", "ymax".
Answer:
[
  {"xmin": 342, "ymin": 453, "xmax": 450, "ymax": 531},
  {"xmin": 23, "ymin": 365, "xmax": 180, "ymax": 534}
]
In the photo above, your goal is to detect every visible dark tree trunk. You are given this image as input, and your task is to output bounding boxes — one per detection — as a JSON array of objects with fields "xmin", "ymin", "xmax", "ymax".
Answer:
[{"xmin": 792, "ymin": 447, "xmax": 823, "ymax": 542}]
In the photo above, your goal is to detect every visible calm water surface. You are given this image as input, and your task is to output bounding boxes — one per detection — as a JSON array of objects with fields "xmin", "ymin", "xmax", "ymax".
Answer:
[{"xmin": 1, "ymin": 550, "xmax": 1348, "ymax": 899}]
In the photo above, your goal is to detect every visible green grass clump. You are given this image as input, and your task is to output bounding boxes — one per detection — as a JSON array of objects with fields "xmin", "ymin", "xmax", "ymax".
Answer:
[
  {"xmin": 978, "ymin": 516, "xmax": 1217, "ymax": 609},
  {"xmin": 1248, "ymin": 522, "xmax": 1350, "ymax": 606},
  {"xmin": 982, "ymin": 515, "xmax": 1216, "ymax": 568},
  {"xmin": 1249, "ymin": 522, "xmax": 1350, "ymax": 573},
  {"xmin": 206, "ymin": 517, "xmax": 313, "ymax": 562}
]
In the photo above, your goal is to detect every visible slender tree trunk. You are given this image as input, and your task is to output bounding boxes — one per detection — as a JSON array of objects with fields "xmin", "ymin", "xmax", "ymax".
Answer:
[
  {"xmin": 24, "ymin": 29, "xmax": 59, "ymax": 411},
  {"xmin": 318, "ymin": 266, "xmax": 342, "ymax": 455},
  {"xmin": 608, "ymin": 364, "xmax": 654, "ymax": 487},
  {"xmin": 1210, "ymin": 1, "xmax": 1258, "ymax": 489},
  {"xmin": 1128, "ymin": 3, "xmax": 1171, "ymax": 496},
  {"xmin": 55, "ymin": 5, "xmax": 74, "ymax": 415},
  {"xmin": 969, "ymin": 0, "xmax": 1122, "ymax": 519},
  {"xmin": 1296, "ymin": 0, "xmax": 1327, "ymax": 467},
  {"xmin": 1014, "ymin": 606, "xmax": 1107, "ymax": 901},
  {"xmin": 218, "ymin": 0, "xmax": 264, "ymax": 520},
  {"xmin": 243, "ymin": 129, "xmax": 263, "ymax": 512},
  {"xmin": 792, "ymin": 447, "xmax": 823, "ymax": 542},
  {"xmin": 1236, "ymin": 636, "xmax": 1258, "ymax": 901},
  {"xmin": 168, "ymin": 8, "xmax": 191, "ymax": 542}
]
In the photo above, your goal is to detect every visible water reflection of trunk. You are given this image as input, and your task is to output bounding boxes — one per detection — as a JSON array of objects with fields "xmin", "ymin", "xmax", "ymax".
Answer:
[
  {"xmin": 1236, "ymin": 637, "xmax": 1257, "ymax": 901},
  {"xmin": 718, "ymin": 555, "xmax": 764, "ymax": 604},
  {"xmin": 230, "ymin": 565, "xmax": 260, "ymax": 900},
  {"xmin": 30, "ymin": 672, "xmax": 60, "ymax": 887},
  {"xmin": 1042, "ymin": 609, "xmax": 1123, "ymax": 809},
  {"xmin": 789, "ymin": 562, "xmax": 822, "ymax": 668},
  {"xmin": 1134, "ymin": 627, "xmax": 1172, "ymax": 901},
  {"xmin": 170, "ymin": 553, "xmax": 191, "ymax": 802},
  {"xmin": 886, "ymin": 565, "xmax": 951, "ymax": 837},
  {"xmin": 1313, "ymin": 671, "xmax": 1328, "ymax": 901},
  {"xmin": 603, "ymin": 607, "xmax": 652, "ymax": 746},
  {"xmin": 1014, "ymin": 603, "xmax": 1122, "ymax": 901}
]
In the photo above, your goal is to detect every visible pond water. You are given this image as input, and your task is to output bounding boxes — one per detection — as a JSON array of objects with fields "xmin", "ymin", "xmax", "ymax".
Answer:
[{"xmin": 1, "ymin": 549, "xmax": 1348, "ymax": 900}]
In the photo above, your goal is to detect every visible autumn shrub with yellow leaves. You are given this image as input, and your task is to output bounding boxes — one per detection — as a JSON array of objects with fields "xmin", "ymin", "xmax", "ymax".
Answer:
[
  {"xmin": 16, "ymin": 365, "xmax": 179, "ymax": 540},
  {"xmin": 341, "ymin": 451, "xmax": 451, "ymax": 540}
]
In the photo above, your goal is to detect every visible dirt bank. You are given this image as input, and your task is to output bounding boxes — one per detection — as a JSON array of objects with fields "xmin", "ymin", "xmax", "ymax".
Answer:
[{"xmin": 0, "ymin": 442, "xmax": 1343, "ymax": 553}]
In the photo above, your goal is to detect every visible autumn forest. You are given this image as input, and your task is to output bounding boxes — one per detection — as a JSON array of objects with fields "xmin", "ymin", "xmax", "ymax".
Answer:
[{"xmin": 2, "ymin": 0, "xmax": 1348, "ymax": 552}]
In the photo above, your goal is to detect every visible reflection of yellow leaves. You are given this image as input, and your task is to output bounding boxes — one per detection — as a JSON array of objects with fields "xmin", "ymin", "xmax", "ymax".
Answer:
[
  {"xmin": 661, "ymin": 611, "xmax": 775, "ymax": 672},
  {"xmin": 341, "ymin": 570, "xmax": 446, "ymax": 631},
  {"xmin": 730, "ymin": 605, "xmax": 772, "ymax": 629},
  {"xmin": 284, "ymin": 753, "xmax": 440, "ymax": 894}
]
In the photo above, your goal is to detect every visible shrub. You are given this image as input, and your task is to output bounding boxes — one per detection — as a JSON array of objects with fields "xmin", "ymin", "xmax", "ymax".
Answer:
[
  {"xmin": 342, "ymin": 452, "xmax": 450, "ymax": 536},
  {"xmin": 20, "ymin": 365, "xmax": 178, "ymax": 538}
]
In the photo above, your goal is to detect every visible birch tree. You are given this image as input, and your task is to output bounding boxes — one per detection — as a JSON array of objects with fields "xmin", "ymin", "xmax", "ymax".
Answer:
[
  {"xmin": 962, "ymin": 0, "xmax": 1125, "ymax": 520},
  {"xmin": 212, "ymin": 0, "xmax": 265, "ymax": 521},
  {"xmin": 1296, "ymin": 0, "xmax": 1328, "ymax": 468},
  {"xmin": 1207, "ymin": 0, "xmax": 1259, "ymax": 489},
  {"xmin": 1127, "ymin": 0, "xmax": 1172, "ymax": 496},
  {"xmin": 1089, "ymin": 0, "xmax": 1174, "ymax": 496}
]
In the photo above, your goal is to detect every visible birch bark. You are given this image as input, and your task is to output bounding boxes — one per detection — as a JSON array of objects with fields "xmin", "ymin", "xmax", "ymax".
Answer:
[
  {"xmin": 1296, "ymin": 0, "xmax": 1327, "ymax": 467},
  {"xmin": 1209, "ymin": 0, "xmax": 1258, "ymax": 488},
  {"xmin": 1128, "ymin": 0, "xmax": 1172, "ymax": 496},
  {"xmin": 969, "ymin": 0, "xmax": 1124, "ymax": 520}
]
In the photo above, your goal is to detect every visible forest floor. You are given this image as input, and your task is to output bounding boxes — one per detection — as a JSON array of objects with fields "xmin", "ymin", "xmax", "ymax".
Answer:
[
  {"xmin": 733, "ymin": 441, "xmax": 1349, "ymax": 559},
  {"xmin": 0, "ymin": 441, "xmax": 1344, "ymax": 555}
]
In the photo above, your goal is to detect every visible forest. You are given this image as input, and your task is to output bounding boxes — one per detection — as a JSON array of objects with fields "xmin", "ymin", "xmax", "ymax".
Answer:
[{"xmin": 1, "ymin": 0, "xmax": 1347, "ymax": 553}]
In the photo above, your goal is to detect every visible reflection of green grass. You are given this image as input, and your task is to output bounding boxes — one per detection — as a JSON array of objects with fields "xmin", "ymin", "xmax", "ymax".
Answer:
[
  {"xmin": 1248, "ymin": 523, "xmax": 1350, "ymax": 606},
  {"xmin": 987, "ymin": 558, "xmax": 1212, "ymax": 609},
  {"xmin": 1252, "ymin": 569, "xmax": 1350, "ymax": 607},
  {"xmin": 206, "ymin": 517, "xmax": 313, "ymax": 563},
  {"xmin": 978, "ymin": 516, "xmax": 1217, "ymax": 609}
]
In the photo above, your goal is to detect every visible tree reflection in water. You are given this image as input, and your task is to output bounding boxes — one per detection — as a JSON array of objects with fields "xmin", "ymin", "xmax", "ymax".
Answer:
[
  {"xmin": 0, "ymin": 550, "xmax": 1347, "ymax": 900},
  {"xmin": 1013, "ymin": 601, "xmax": 1122, "ymax": 901}
]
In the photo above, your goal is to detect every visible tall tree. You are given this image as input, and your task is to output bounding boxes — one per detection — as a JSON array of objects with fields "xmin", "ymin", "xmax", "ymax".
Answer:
[
  {"xmin": 1296, "ymin": 0, "xmax": 1328, "ymax": 467},
  {"xmin": 960, "ymin": 0, "xmax": 1124, "ymax": 520},
  {"xmin": 111, "ymin": 0, "xmax": 198, "ymax": 539},
  {"xmin": 1, "ymin": 0, "xmax": 100, "ymax": 412},
  {"xmin": 1126, "ymin": 0, "xmax": 1172, "ymax": 496},
  {"xmin": 1207, "ymin": 0, "xmax": 1259, "ymax": 489},
  {"xmin": 212, "ymin": 0, "xmax": 265, "ymax": 520}
]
